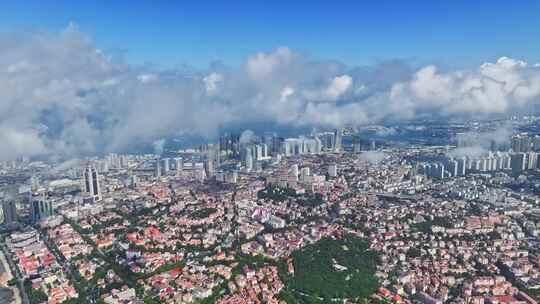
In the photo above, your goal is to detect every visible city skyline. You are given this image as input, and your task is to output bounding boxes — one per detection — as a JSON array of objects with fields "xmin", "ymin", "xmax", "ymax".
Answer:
[{"xmin": 4, "ymin": 3, "xmax": 540, "ymax": 304}]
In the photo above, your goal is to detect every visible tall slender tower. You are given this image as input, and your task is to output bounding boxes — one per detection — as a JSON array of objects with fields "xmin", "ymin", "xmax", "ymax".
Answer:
[
  {"xmin": 334, "ymin": 128, "xmax": 343, "ymax": 152},
  {"xmin": 2, "ymin": 200, "xmax": 17, "ymax": 224},
  {"xmin": 154, "ymin": 160, "xmax": 162, "ymax": 178},
  {"xmin": 84, "ymin": 164, "xmax": 102, "ymax": 202},
  {"xmin": 175, "ymin": 157, "xmax": 183, "ymax": 173}
]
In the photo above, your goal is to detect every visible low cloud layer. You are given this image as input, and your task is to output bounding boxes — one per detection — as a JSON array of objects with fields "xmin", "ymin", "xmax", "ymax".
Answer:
[
  {"xmin": 1, "ymin": 26, "xmax": 540, "ymax": 160},
  {"xmin": 449, "ymin": 124, "xmax": 514, "ymax": 158},
  {"xmin": 359, "ymin": 151, "xmax": 387, "ymax": 164}
]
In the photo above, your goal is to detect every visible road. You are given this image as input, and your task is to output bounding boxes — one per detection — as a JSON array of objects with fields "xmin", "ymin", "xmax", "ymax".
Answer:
[
  {"xmin": 0, "ymin": 242, "xmax": 29, "ymax": 304},
  {"xmin": 40, "ymin": 231, "xmax": 99, "ymax": 304}
]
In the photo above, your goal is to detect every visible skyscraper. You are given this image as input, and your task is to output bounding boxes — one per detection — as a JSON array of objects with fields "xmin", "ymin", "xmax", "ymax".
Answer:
[
  {"xmin": 154, "ymin": 160, "xmax": 162, "ymax": 178},
  {"xmin": 334, "ymin": 129, "xmax": 342, "ymax": 152},
  {"xmin": 457, "ymin": 157, "xmax": 467, "ymax": 176},
  {"xmin": 263, "ymin": 132, "xmax": 276, "ymax": 155},
  {"xmin": 84, "ymin": 164, "xmax": 102, "ymax": 202},
  {"xmin": 318, "ymin": 132, "xmax": 335, "ymax": 151},
  {"xmin": 314, "ymin": 136, "xmax": 322, "ymax": 154},
  {"xmin": 31, "ymin": 191, "xmax": 53, "ymax": 223},
  {"xmin": 245, "ymin": 151, "xmax": 253, "ymax": 171},
  {"xmin": 162, "ymin": 158, "xmax": 170, "ymax": 173},
  {"xmin": 175, "ymin": 157, "xmax": 183, "ymax": 173},
  {"xmin": 204, "ymin": 159, "xmax": 215, "ymax": 178},
  {"xmin": 511, "ymin": 153, "xmax": 526, "ymax": 174},
  {"xmin": 220, "ymin": 133, "xmax": 241, "ymax": 158},
  {"xmin": 206, "ymin": 144, "xmax": 220, "ymax": 177},
  {"xmin": 352, "ymin": 135, "xmax": 361, "ymax": 153},
  {"xmin": 272, "ymin": 136, "xmax": 284, "ymax": 155},
  {"xmin": 2, "ymin": 200, "xmax": 17, "ymax": 224}
]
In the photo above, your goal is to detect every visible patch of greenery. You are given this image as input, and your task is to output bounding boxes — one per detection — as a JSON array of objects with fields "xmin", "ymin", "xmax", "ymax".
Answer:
[
  {"xmin": 257, "ymin": 186, "xmax": 297, "ymax": 202},
  {"xmin": 411, "ymin": 216, "xmax": 452, "ymax": 233},
  {"xmin": 25, "ymin": 280, "xmax": 48, "ymax": 304},
  {"xmin": 190, "ymin": 207, "xmax": 217, "ymax": 219},
  {"xmin": 296, "ymin": 193, "xmax": 325, "ymax": 207},
  {"xmin": 406, "ymin": 247, "xmax": 422, "ymax": 258},
  {"xmin": 285, "ymin": 235, "xmax": 379, "ymax": 301}
]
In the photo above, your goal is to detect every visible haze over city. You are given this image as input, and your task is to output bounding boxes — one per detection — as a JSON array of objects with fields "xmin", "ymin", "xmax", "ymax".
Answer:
[{"xmin": 3, "ymin": 2, "xmax": 540, "ymax": 304}]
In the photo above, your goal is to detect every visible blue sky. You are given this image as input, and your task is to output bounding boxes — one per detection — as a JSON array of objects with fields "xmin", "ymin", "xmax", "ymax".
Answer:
[{"xmin": 1, "ymin": 1, "xmax": 540, "ymax": 68}]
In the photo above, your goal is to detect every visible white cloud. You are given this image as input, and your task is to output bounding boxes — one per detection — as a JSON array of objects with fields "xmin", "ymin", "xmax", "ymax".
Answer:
[
  {"xmin": 359, "ymin": 151, "xmax": 386, "ymax": 164},
  {"xmin": 280, "ymin": 86, "xmax": 295, "ymax": 102},
  {"xmin": 388, "ymin": 57, "xmax": 540, "ymax": 117},
  {"xmin": 203, "ymin": 72, "xmax": 223, "ymax": 95},
  {"xmin": 245, "ymin": 46, "xmax": 293, "ymax": 80},
  {"xmin": 239, "ymin": 129, "xmax": 256, "ymax": 144},
  {"xmin": 137, "ymin": 73, "xmax": 158, "ymax": 83},
  {"xmin": 0, "ymin": 126, "xmax": 47, "ymax": 160},
  {"xmin": 152, "ymin": 138, "xmax": 166, "ymax": 155},
  {"xmin": 1, "ymin": 26, "xmax": 540, "ymax": 160},
  {"xmin": 324, "ymin": 75, "xmax": 352, "ymax": 100},
  {"xmin": 302, "ymin": 75, "xmax": 353, "ymax": 101}
]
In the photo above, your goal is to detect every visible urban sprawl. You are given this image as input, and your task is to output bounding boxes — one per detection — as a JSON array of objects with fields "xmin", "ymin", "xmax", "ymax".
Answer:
[{"xmin": 3, "ymin": 119, "xmax": 540, "ymax": 304}]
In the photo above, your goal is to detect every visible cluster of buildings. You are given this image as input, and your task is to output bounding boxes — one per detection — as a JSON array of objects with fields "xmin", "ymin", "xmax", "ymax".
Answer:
[
  {"xmin": 5, "ymin": 228, "xmax": 79, "ymax": 303},
  {"xmin": 418, "ymin": 150, "xmax": 540, "ymax": 179},
  {"xmin": 4, "ymin": 127, "xmax": 540, "ymax": 303}
]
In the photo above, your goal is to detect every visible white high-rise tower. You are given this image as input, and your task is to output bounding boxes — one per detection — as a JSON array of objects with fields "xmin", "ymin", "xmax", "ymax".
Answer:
[
  {"xmin": 84, "ymin": 164, "xmax": 102, "ymax": 202},
  {"xmin": 334, "ymin": 129, "xmax": 342, "ymax": 152}
]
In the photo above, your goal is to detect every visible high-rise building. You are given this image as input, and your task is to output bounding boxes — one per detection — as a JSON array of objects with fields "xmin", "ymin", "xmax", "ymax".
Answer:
[
  {"xmin": 175, "ymin": 157, "xmax": 183, "ymax": 172},
  {"xmin": 290, "ymin": 164, "xmax": 299, "ymax": 181},
  {"xmin": 30, "ymin": 175, "xmax": 40, "ymax": 192},
  {"xmin": 154, "ymin": 160, "xmax": 162, "ymax": 178},
  {"xmin": 281, "ymin": 139, "xmax": 296, "ymax": 156},
  {"xmin": 162, "ymin": 158, "xmax": 170, "ymax": 173},
  {"xmin": 263, "ymin": 132, "xmax": 276, "ymax": 156},
  {"xmin": 457, "ymin": 157, "xmax": 467, "ymax": 176},
  {"xmin": 255, "ymin": 144, "xmax": 264, "ymax": 160},
  {"xmin": 120, "ymin": 155, "xmax": 129, "ymax": 168},
  {"xmin": 84, "ymin": 164, "xmax": 101, "ymax": 202},
  {"xmin": 316, "ymin": 132, "xmax": 335, "ymax": 151},
  {"xmin": 220, "ymin": 133, "xmax": 241, "ymax": 158},
  {"xmin": 534, "ymin": 135, "xmax": 540, "ymax": 151},
  {"xmin": 430, "ymin": 163, "xmax": 444, "ymax": 179},
  {"xmin": 447, "ymin": 159, "xmax": 458, "ymax": 177},
  {"xmin": 419, "ymin": 162, "xmax": 445, "ymax": 179},
  {"xmin": 314, "ymin": 136, "xmax": 322, "ymax": 154},
  {"xmin": 352, "ymin": 135, "xmax": 361, "ymax": 153},
  {"xmin": 521, "ymin": 136, "xmax": 532, "ymax": 152},
  {"xmin": 245, "ymin": 152, "xmax": 253, "ymax": 171},
  {"xmin": 2, "ymin": 200, "xmax": 17, "ymax": 224},
  {"xmin": 280, "ymin": 137, "xmax": 321, "ymax": 156},
  {"xmin": 206, "ymin": 144, "xmax": 221, "ymax": 177},
  {"xmin": 30, "ymin": 192, "xmax": 53, "ymax": 223},
  {"xmin": 527, "ymin": 152, "xmax": 538, "ymax": 170},
  {"xmin": 334, "ymin": 129, "xmax": 342, "ymax": 152},
  {"xmin": 130, "ymin": 175, "xmax": 138, "ymax": 188},
  {"xmin": 511, "ymin": 153, "xmax": 526, "ymax": 174},
  {"xmin": 272, "ymin": 136, "xmax": 284, "ymax": 155},
  {"xmin": 512, "ymin": 134, "xmax": 533, "ymax": 153},
  {"xmin": 204, "ymin": 159, "xmax": 215, "ymax": 178}
]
